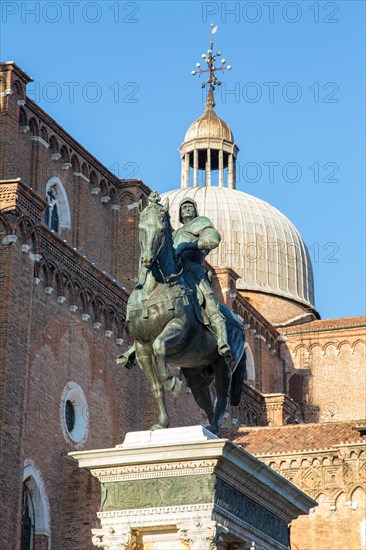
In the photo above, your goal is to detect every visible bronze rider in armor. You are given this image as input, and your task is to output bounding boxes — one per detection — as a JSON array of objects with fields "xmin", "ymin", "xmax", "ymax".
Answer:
[
  {"xmin": 117, "ymin": 196, "xmax": 233, "ymax": 370},
  {"xmin": 173, "ymin": 197, "xmax": 233, "ymax": 366}
]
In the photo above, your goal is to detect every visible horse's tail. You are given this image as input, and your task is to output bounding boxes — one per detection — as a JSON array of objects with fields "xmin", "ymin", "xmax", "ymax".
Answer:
[{"xmin": 230, "ymin": 349, "xmax": 247, "ymax": 406}]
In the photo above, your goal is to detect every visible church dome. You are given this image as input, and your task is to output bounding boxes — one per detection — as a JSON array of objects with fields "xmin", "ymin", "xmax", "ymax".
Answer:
[
  {"xmin": 184, "ymin": 105, "xmax": 234, "ymax": 143},
  {"xmin": 161, "ymin": 186, "xmax": 315, "ymax": 309}
]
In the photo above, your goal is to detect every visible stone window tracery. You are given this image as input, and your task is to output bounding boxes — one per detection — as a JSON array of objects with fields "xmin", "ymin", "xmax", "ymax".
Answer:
[
  {"xmin": 44, "ymin": 177, "xmax": 71, "ymax": 233},
  {"xmin": 20, "ymin": 481, "xmax": 35, "ymax": 550},
  {"xmin": 45, "ymin": 186, "xmax": 59, "ymax": 232},
  {"xmin": 244, "ymin": 342, "xmax": 255, "ymax": 386},
  {"xmin": 22, "ymin": 462, "xmax": 50, "ymax": 549}
]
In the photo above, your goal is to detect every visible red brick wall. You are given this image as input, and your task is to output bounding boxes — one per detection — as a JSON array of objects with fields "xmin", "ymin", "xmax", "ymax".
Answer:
[
  {"xmin": 34, "ymin": 535, "xmax": 50, "ymax": 550},
  {"xmin": 0, "ymin": 226, "xmax": 206, "ymax": 549},
  {"xmin": 3, "ymin": 241, "xmax": 142, "ymax": 549},
  {"xmin": 0, "ymin": 62, "xmax": 149, "ymax": 281},
  {"xmin": 291, "ymin": 489, "xmax": 366, "ymax": 550},
  {"xmin": 0, "ymin": 233, "xmax": 35, "ymax": 548},
  {"xmin": 280, "ymin": 320, "xmax": 366, "ymax": 423}
]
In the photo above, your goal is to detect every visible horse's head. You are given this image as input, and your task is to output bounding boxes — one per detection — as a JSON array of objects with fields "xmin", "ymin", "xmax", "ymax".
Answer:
[{"xmin": 138, "ymin": 193, "xmax": 170, "ymax": 269}]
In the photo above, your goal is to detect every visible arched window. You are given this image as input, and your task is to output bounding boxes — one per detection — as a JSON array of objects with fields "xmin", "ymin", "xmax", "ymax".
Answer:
[
  {"xmin": 244, "ymin": 342, "xmax": 255, "ymax": 385},
  {"xmin": 45, "ymin": 187, "xmax": 59, "ymax": 232},
  {"xmin": 44, "ymin": 177, "xmax": 71, "ymax": 233},
  {"xmin": 21, "ymin": 482, "xmax": 35, "ymax": 550},
  {"xmin": 22, "ymin": 462, "xmax": 50, "ymax": 549},
  {"xmin": 50, "ymin": 201, "xmax": 59, "ymax": 231}
]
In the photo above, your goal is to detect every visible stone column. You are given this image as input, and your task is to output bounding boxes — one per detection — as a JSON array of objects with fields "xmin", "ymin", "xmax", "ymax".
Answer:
[
  {"xmin": 219, "ymin": 149, "xmax": 224, "ymax": 187},
  {"xmin": 181, "ymin": 155, "xmax": 186, "ymax": 188},
  {"xmin": 205, "ymin": 148, "xmax": 211, "ymax": 187},
  {"xmin": 228, "ymin": 153, "xmax": 234, "ymax": 189},
  {"xmin": 193, "ymin": 149, "xmax": 198, "ymax": 187},
  {"xmin": 92, "ymin": 524, "xmax": 141, "ymax": 550},
  {"xmin": 178, "ymin": 520, "xmax": 228, "ymax": 550},
  {"xmin": 184, "ymin": 153, "xmax": 190, "ymax": 188}
]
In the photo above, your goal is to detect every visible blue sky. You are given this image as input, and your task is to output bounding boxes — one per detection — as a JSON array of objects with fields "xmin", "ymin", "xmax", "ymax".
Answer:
[{"xmin": 1, "ymin": 0, "xmax": 365, "ymax": 319}]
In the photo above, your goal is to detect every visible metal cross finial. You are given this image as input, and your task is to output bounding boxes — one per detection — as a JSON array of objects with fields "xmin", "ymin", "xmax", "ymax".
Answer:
[{"xmin": 190, "ymin": 24, "xmax": 232, "ymax": 92}]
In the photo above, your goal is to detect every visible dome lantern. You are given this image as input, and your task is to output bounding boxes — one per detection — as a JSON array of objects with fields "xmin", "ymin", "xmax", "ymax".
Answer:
[
  {"xmin": 179, "ymin": 27, "xmax": 239, "ymax": 190},
  {"xmin": 166, "ymin": 27, "xmax": 318, "ymax": 325}
]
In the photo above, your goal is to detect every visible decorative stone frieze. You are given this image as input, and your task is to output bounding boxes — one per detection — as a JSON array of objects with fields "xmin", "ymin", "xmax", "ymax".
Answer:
[{"xmin": 71, "ymin": 426, "xmax": 315, "ymax": 550}]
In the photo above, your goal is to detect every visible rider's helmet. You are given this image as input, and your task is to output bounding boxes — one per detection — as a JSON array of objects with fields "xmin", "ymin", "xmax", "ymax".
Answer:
[{"xmin": 178, "ymin": 197, "xmax": 199, "ymax": 224}]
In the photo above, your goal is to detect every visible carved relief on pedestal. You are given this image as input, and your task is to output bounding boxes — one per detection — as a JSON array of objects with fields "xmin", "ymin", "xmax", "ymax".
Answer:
[{"xmin": 101, "ymin": 474, "xmax": 215, "ymax": 511}]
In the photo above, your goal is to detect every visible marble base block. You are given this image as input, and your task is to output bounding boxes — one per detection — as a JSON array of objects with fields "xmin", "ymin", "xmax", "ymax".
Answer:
[{"xmin": 70, "ymin": 426, "xmax": 316, "ymax": 550}]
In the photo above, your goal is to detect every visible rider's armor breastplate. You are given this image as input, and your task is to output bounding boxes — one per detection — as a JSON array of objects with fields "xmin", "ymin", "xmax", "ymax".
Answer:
[{"xmin": 173, "ymin": 216, "xmax": 214, "ymax": 264}]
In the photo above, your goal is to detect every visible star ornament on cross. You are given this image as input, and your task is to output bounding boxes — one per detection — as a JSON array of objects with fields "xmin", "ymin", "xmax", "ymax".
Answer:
[{"xmin": 190, "ymin": 24, "xmax": 232, "ymax": 90}]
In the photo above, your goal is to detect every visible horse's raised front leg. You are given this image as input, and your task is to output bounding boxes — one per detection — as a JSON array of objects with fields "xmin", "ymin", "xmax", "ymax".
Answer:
[
  {"xmin": 209, "ymin": 357, "xmax": 232, "ymax": 436},
  {"xmin": 135, "ymin": 341, "xmax": 170, "ymax": 430},
  {"xmin": 152, "ymin": 319, "xmax": 187, "ymax": 396}
]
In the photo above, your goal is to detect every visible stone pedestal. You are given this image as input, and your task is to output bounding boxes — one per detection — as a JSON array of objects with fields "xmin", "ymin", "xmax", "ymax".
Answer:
[{"xmin": 70, "ymin": 426, "xmax": 316, "ymax": 550}]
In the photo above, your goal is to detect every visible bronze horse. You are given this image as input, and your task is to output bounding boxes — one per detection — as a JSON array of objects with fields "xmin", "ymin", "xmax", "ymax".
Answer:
[{"xmin": 118, "ymin": 194, "xmax": 246, "ymax": 435}]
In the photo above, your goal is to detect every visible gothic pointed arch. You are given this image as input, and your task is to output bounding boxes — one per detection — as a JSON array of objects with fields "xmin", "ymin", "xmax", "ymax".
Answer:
[
  {"xmin": 22, "ymin": 461, "xmax": 51, "ymax": 549},
  {"xmin": 45, "ymin": 177, "xmax": 71, "ymax": 231},
  {"xmin": 244, "ymin": 342, "xmax": 255, "ymax": 385}
]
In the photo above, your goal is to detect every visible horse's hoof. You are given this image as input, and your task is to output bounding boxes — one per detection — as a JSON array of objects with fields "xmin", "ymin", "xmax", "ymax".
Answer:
[
  {"xmin": 150, "ymin": 422, "xmax": 169, "ymax": 431},
  {"xmin": 206, "ymin": 424, "xmax": 220, "ymax": 437},
  {"xmin": 150, "ymin": 424, "xmax": 164, "ymax": 431}
]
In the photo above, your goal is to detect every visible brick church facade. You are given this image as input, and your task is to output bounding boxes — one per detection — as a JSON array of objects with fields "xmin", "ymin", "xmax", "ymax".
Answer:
[{"xmin": 0, "ymin": 61, "xmax": 365, "ymax": 550}]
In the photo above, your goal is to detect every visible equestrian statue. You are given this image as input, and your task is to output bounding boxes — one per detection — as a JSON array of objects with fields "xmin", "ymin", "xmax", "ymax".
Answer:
[{"xmin": 117, "ymin": 191, "xmax": 246, "ymax": 435}]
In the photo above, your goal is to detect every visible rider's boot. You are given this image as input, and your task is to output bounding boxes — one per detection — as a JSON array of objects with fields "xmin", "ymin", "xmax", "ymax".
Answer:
[
  {"xmin": 116, "ymin": 344, "xmax": 136, "ymax": 369},
  {"xmin": 209, "ymin": 313, "xmax": 235, "ymax": 369}
]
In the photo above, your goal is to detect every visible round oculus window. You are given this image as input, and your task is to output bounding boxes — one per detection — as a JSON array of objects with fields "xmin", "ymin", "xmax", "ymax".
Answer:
[{"xmin": 60, "ymin": 382, "xmax": 89, "ymax": 444}]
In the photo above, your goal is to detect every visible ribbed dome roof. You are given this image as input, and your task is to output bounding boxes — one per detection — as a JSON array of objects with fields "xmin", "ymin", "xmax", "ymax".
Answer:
[
  {"xmin": 184, "ymin": 109, "xmax": 234, "ymax": 143},
  {"xmin": 183, "ymin": 90, "xmax": 234, "ymax": 143},
  {"xmin": 161, "ymin": 186, "xmax": 315, "ymax": 309}
]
